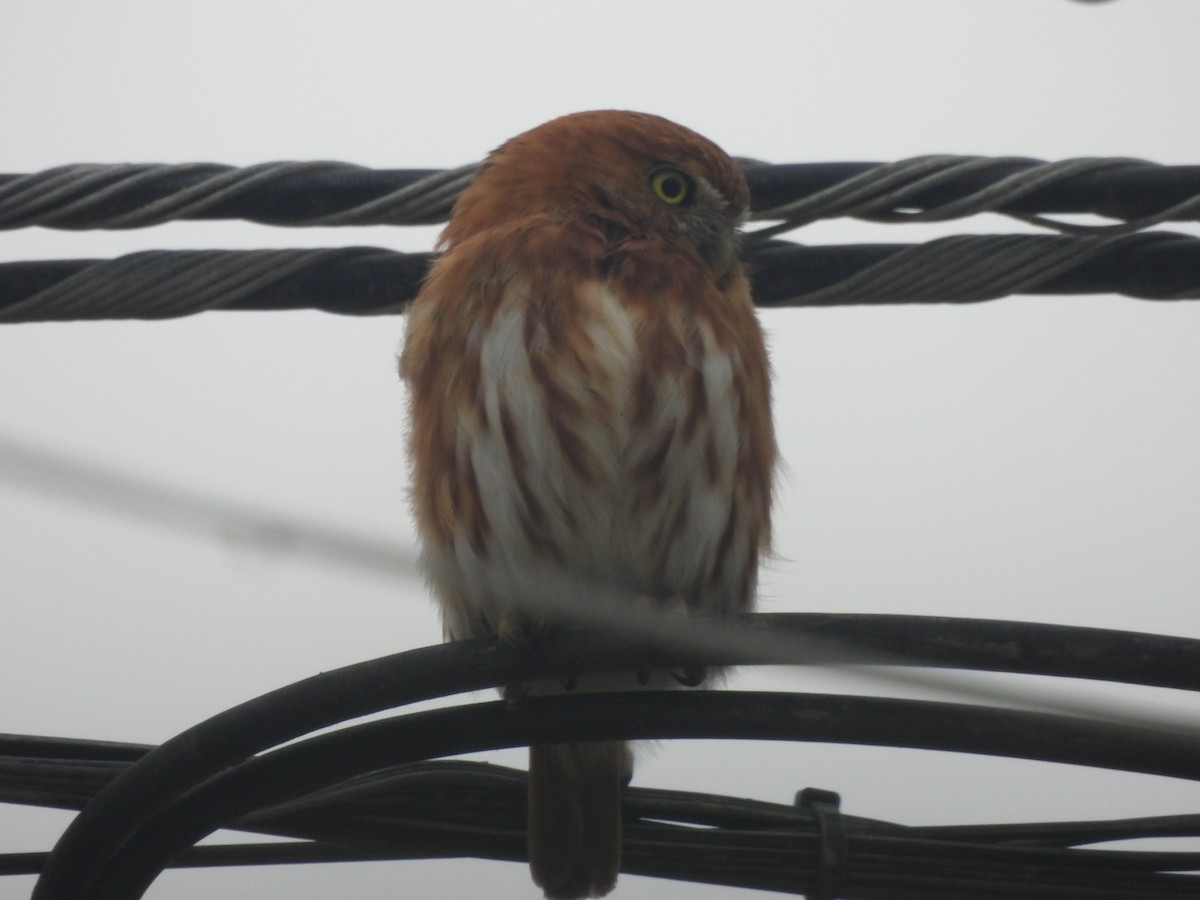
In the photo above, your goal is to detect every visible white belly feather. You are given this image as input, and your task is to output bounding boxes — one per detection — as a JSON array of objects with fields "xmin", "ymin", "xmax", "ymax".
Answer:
[{"xmin": 421, "ymin": 282, "xmax": 746, "ymax": 640}]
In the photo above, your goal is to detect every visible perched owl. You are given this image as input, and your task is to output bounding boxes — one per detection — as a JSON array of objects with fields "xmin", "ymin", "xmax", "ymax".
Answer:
[{"xmin": 401, "ymin": 110, "xmax": 775, "ymax": 898}]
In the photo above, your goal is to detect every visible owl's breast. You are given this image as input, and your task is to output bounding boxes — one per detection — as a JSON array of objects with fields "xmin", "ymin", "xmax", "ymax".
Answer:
[{"xmin": 406, "ymin": 256, "xmax": 768, "ymax": 639}]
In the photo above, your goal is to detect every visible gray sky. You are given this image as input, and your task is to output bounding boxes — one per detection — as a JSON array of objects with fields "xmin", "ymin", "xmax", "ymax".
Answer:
[{"xmin": 2, "ymin": 1, "xmax": 1200, "ymax": 897}]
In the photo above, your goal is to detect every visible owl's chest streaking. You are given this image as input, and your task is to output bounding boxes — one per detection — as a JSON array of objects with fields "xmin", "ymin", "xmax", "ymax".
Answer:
[{"xmin": 402, "ymin": 221, "xmax": 773, "ymax": 641}]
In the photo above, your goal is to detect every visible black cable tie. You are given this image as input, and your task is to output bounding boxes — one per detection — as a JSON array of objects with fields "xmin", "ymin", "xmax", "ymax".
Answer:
[{"xmin": 796, "ymin": 787, "xmax": 848, "ymax": 900}]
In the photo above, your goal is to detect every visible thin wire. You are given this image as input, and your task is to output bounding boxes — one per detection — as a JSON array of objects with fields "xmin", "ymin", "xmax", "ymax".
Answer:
[
  {"xmin": 0, "ymin": 434, "xmax": 418, "ymax": 580},
  {"xmin": 3, "ymin": 432, "xmax": 1199, "ymax": 739}
]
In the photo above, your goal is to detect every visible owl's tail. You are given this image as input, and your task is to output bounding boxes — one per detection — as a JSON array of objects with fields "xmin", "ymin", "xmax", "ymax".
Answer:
[{"xmin": 528, "ymin": 740, "xmax": 629, "ymax": 899}]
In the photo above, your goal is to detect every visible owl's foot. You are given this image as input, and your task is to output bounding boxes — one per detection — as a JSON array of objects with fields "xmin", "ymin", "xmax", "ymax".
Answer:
[
  {"xmin": 669, "ymin": 665, "xmax": 707, "ymax": 687},
  {"xmin": 499, "ymin": 611, "xmax": 538, "ymax": 704},
  {"xmin": 498, "ymin": 612, "xmax": 578, "ymax": 696},
  {"xmin": 634, "ymin": 666, "xmax": 703, "ymax": 686},
  {"xmin": 661, "ymin": 595, "xmax": 708, "ymax": 685},
  {"xmin": 498, "ymin": 610, "xmax": 536, "ymax": 653}
]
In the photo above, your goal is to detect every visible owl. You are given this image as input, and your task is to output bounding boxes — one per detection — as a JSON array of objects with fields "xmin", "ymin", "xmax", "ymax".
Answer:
[{"xmin": 401, "ymin": 110, "xmax": 775, "ymax": 897}]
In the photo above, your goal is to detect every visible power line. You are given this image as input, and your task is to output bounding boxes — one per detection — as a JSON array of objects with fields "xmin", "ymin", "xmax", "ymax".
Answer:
[
  {"xmin": 5, "ymin": 155, "xmax": 1200, "ymax": 321},
  {"xmin": 3, "ymin": 157, "xmax": 1199, "ymax": 232},
  {"xmin": 2, "ymin": 231, "xmax": 1199, "ymax": 323}
]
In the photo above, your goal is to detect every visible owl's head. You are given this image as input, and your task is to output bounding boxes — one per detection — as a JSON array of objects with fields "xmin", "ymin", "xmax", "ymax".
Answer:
[{"xmin": 442, "ymin": 110, "xmax": 749, "ymax": 279}]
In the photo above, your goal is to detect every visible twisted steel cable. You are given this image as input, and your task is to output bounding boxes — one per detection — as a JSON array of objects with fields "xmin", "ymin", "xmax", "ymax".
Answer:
[
  {"xmin": 764, "ymin": 231, "xmax": 1200, "ymax": 307},
  {"xmin": 743, "ymin": 156, "xmax": 1200, "ymax": 235},
  {"xmin": 0, "ymin": 246, "xmax": 426, "ymax": 321},
  {"xmin": 3, "ymin": 231, "xmax": 1199, "ymax": 323},
  {"xmin": 3, "ymin": 157, "xmax": 1200, "ymax": 232},
  {"xmin": 4, "ymin": 155, "xmax": 1200, "ymax": 322},
  {"xmin": 744, "ymin": 156, "xmax": 1200, "ymax": 237},
  {"xmin": 0, "ymin": 162, "xmax": 476, "ymax": 230}
]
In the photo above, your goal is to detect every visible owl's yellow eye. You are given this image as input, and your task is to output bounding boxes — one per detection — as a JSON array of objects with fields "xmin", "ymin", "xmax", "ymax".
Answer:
[{"xmin": 650, "ymin": 168, "xmax": 692, "ymax": 206}]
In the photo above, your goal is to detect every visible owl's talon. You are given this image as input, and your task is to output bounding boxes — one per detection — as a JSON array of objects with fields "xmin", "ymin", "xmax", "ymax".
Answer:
[
  {"xmin": 669, "ymin": 665, "xmax": 707, "ymax": 687},
  {"xmin": 561, "ymin": 675, "xmax": 578, "ymax": 692},
  {"xmin": 498, "ymin": 611, "xmax": 538, "ymax": 656},
  {"xmin": 498, "ymin": 614, "xmax": 540, "ymax": 703},
  {"xmin": 635, "ymin": 670, "xmax": 651, "ymax": 686}
]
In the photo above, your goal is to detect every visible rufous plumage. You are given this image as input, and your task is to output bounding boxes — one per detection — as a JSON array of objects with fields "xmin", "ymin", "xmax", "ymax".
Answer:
[{"xmin": 401, "ymin": 110, "xmax": 775, "ymax": 898}]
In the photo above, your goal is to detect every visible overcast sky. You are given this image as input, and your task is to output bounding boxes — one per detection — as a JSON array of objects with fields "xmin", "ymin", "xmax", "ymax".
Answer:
[{"xmin": 2, "ymin": 1, "xmax": 1200, "ymax": 898}]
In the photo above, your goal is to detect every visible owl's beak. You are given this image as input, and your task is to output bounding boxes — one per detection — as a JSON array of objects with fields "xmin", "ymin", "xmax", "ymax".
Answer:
[{"xmin": 702, "ymin": 228, "xmax": 737, "ymax": 281}]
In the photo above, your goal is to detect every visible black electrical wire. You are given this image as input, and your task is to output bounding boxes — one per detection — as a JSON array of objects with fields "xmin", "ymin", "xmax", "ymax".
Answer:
[
  {"xmin": 26, "ymin": 614, "xmax": 1200, "ymax": 900},
  {"xmin": 7, "ymin": 756, "xmax": 1200, "ymax": 891},
  {"xmin": 81, "ymin": 693, "xmax": 1200, "ymax": 900}
]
